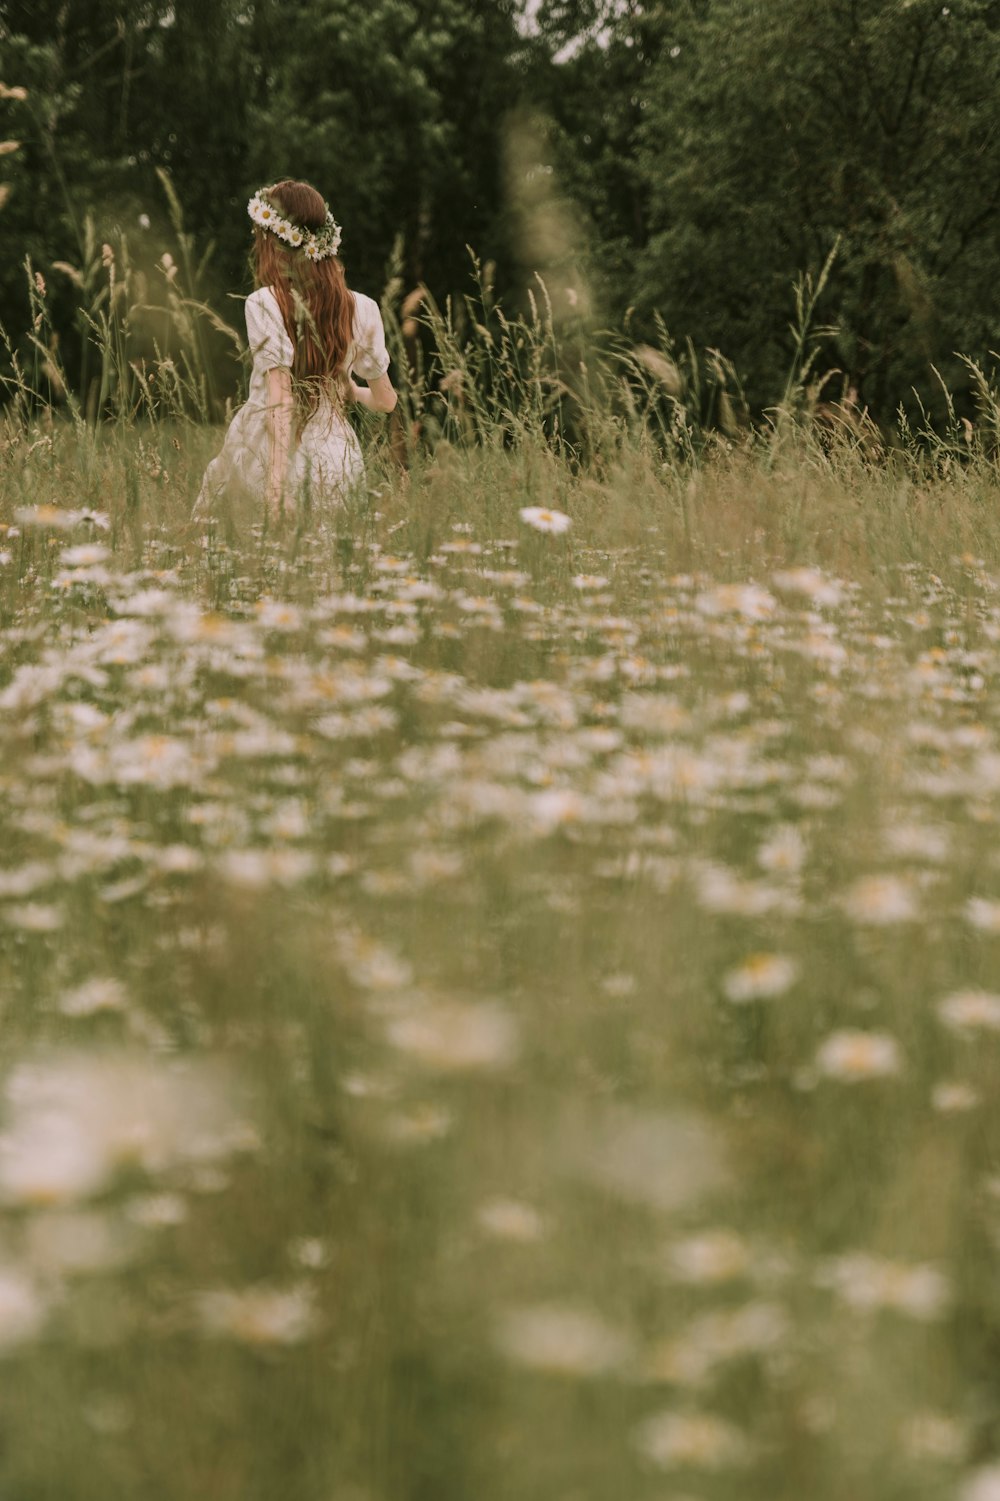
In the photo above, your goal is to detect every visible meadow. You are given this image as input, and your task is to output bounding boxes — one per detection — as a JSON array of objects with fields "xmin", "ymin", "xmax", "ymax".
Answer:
[{"xmin": 5, "ymin": 272, "xmax": 1000, "ymax": 1501}]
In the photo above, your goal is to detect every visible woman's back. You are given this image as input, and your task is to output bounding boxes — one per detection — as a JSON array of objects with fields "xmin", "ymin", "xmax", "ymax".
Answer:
[
  {"xmin": 245, "ymin": 286, "xmax": 390, "ymax": 413},
  {"xmin": 195, "ymin": 178, "xmax": 396, "ymax": 520}
]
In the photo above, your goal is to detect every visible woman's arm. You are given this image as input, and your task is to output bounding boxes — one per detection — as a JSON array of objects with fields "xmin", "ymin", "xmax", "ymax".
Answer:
[
  {"xmin": 266, "ymin": 366, "xmax": 294, "ymax": 514},
  {"xmin": 350, "ymin": 373, "xmax": 397, "ymax": 413}
]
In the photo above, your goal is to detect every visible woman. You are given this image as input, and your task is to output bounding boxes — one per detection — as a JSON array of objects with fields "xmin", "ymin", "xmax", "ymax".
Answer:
[{"xmin": 195, "ymin": 179, "xmax": 397, "ymax": 520}]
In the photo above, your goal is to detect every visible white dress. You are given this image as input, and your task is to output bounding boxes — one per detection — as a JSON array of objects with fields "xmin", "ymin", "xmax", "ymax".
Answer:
[{"xmin": 195, "ymin": 286, "xmax": 390, "ymax": 513}]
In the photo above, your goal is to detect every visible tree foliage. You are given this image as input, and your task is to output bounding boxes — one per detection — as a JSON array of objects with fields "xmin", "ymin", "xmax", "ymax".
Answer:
[
  {"xmin": 5, "ymin": 0, "xmax": 1000, "ymax": 422},
  {"xmin": 633, "ymin": 0, "xmax": 1000, "ymax": 413},
  {"xmin": 527, "ymin": 0, "xmax": 1000, "ymax": 417},
  {"xmin": 0, "ymin": 0, "xmax": 523, "ymax": 345},
  {"xmin": 254, "ymin": 0, "xmax": 523, "ymax": 294}
]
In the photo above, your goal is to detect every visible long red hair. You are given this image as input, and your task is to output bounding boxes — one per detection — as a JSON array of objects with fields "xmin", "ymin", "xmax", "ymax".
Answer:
[{"xmin": 251, "ymin": 179, "xmax": 355, "ymax": 425}]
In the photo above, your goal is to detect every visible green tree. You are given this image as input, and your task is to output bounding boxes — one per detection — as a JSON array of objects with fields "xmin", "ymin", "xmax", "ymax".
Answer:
[
  {"xmin": 0, "ymin": 0, "xmax": 531, "ymax": 401},
  {"xmin": 636, "ymin": 0, "xmax": 1000, "ymax": 418},
  {"xmin": 519, "ymin": 0, "xmax": 667, "ymax": 316},
  {"xmin": 252, "ymin": 0, "xmax": 525, "ymax": 299},
  {"xmin": 0, "ymin": 0, "xmax": 257, "ymax": 383}
]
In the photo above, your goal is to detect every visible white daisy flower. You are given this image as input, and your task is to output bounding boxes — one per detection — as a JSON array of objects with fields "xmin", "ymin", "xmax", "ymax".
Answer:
[
  {"xmin": 961, "ymin": 1465, "xmax": 1000, "ymax": 1501},
  {"xmin": 771, "ymin": 566, "xmax": 844, "ymax": 607},
  {"xmin": 817, "ymin": 1252, "xmax": 950, "ymax": 1320},
  {"xmin": 932, "ymin": 1081, "xmax": 980, "ymax": 1113},
  {"xmin": 633, "ymin": 1410, "xmax": 750, "ymax": 1469},
  {"xmin": 385, "ymin": 1000, "xmax": 519, "ymax": 1073},
  {"xmin": 841, "ymin": 873, "xmax": 918, "ymax": 925},
  {"xmin": 964, "ymin": 897, "xmax": 1000, "ymax": 932},
  {"xmin": 695, "ymin": 583, "xmax": 776, "ymax": 620},
  {"xmin": 519, "ymin": 506, "xmax": 572, "ymax": 535},
  {"xmin": 815, "ymin": 1030, "xmax": 903, "ymax": 1082},
  {"xmin": 937, "ymin": 990, "xmax": 1000, "ymax": 1034},
  {"xmin": 196, "ymin": 1284, "xmax": 318, "ymax": 1345},
  {"xmin": 476, "ymin": 1199, "xmax": 547, "ymax": 1243},
  {"xmin": 722, "ymin": 953, "xmax": 799, "ymax": 1003},
  {"xmin": 248, "ymin": 191, "xmax": 342, "ymax": 258},
  {"xmin": 666, "ymin": 1230, "xmax": 751, "ymax": 1285},
  {"xmin": 494, "ymin": 1303, "xmax": 632, "ymax": 1378},
  {"xmin": 0, "ymin": 1267, "xmax": 50, "ymax": 1351}
]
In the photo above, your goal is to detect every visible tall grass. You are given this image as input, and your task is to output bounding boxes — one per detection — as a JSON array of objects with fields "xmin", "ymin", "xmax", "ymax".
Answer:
[{"xmin": 4, "ymin": 218, "xmax": 1000, "ymax": 1501}]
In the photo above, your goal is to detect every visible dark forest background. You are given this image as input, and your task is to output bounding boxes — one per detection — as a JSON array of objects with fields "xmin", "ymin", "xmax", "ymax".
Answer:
[{"xmin": 4, "ymin": 0, "xmax": 1000, "ymax": 425}]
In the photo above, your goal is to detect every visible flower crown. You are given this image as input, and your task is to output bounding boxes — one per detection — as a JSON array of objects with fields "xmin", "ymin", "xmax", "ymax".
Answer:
[{"xmin": 247, "ymin": 190, "xmax": 343, "ymax": 261}]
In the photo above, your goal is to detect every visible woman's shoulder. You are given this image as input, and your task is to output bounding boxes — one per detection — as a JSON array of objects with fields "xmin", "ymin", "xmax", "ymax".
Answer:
[
  {"xmin": 244, "ymin": 287, "xmax": 287, "ymax": 337},
  {"xmin": 351, "ymin": 290, "xmax": 382, "ymax": 327}
]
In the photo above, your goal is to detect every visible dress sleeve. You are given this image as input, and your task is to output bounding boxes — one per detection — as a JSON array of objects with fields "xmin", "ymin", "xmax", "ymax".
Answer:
[
  {"xmin": 245, "ymin": 290, "xmax": 294, "ymax": 372},
  {"xmin": 350, "ymin": 295, "xmax": 391, "ymax": 382}
]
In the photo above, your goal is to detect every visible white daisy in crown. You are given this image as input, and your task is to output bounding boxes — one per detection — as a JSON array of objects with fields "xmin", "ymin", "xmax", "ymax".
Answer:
[{"xmin": 247, "ymin": 190, "xmax": 343, "ymax": 260}]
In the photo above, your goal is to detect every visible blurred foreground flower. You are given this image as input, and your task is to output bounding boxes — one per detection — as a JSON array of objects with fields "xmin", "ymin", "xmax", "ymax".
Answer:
[
  {"xmin": 900, "ymin": 1410, "xmax": 967, "ymax": 1463},
  {"xmin": 196, "ymin": 1284, "xmax": 317, "ymax": 1346},
  {"xmin": 217, "ymin": 848, "xmax": 317, "ymax": 889},
  {"xmin": 4, "ymin": 902, "xmax": 63, "ymax": 932},
  {"xmin": 666, "ymin": 1230, "xmax": 751, "ymax": 1285},
  {"xmin": 57, "ymin": 978, "xmax": 129, "ymax": 1019},
  {"xmin": 60, "ymin": 544, "xmax": 111, "ymax": 569},
  {"xmin": 560, "ymin": 1105, "xmax": 729, "ymax": 1213},
  {"xmin": 771, "ymin": 566, "xmax": 844, "ymax": 608},
  {"xmin": 0, "ymin": 1267, "xmax": 49, "ymax": 1351},
  {"xmin": 932, "ymin": 1081, "xmax": 980, "ymax": 1113},
  {"xmin": 757, "ymin": 824, "xmax": 807, "ymax": 874},
  {"xmin": 494, "ymin": 1303, "xmax": 632, "ymax": 1378},
  {"xmin": 643, "ymin": 1301, "xmax": 789, "ymax": 1387},
  {"xmin": 964, "ymin": 897, "xmax": 1000, "ymax": 932},
  {"xmin": 695, "ymin": 583, "xmax": 776, "ymax": 620},
  {"xmin": 519, "ymin": 506, "xmax": 571, "ymax": 535},
  {"xmin": 25, "ymin": 1208, "xmax": 138, "ymax": 1278},
  {"xmin": 384, "ymin": 999, "xmax": 519, "ymax": 1073},
  {"xmin": 814, "ymin": 1030, "xmax": 902, "ymax": 1082},
  {"xmin": 841, "ymin": 874, "xmax": 918, "ymax": 925},
  {"xmin": 937, "ymin": 990, "xmax": 1000, "ymax": 1034},
  {"xmin": 13, "ymin": 505, "xmax": 109, "ymax": 531},
  {"xmin": 817, "ymin": 1253, "xmax": 950, "ymax": 1321},
  {"xmin": 961, "ymin": 1465, "xmax": 1000, "ymax": 1501},
  {"xmin": 0, "ymin": 1051, "xmax": 255, "ymax": 1207},
  {"xmin": 633, "ymin": 1410, "xmax": 750, "ymax": 1470},
  {"xmin": 722, "ymin": 953, "xmax": 798, "ymax": 1003},
  {"xmin": 476, "ymin": 1198, "xmax": 546, "ymax": 1243}
]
